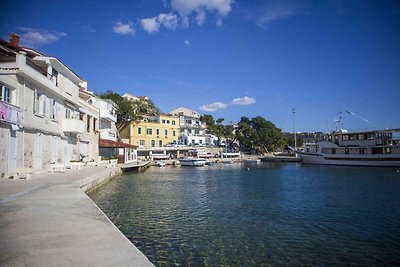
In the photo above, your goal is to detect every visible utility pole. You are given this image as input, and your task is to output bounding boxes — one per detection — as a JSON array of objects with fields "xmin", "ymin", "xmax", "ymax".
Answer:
[{"xmin": 292, "ymin": 108, "xmax": 297, "ymax": 151}]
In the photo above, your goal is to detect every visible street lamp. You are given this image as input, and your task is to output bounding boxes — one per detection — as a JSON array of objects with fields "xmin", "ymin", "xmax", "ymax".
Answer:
[{"xmin": 292, "ymin": 108, "xmax": 297, "ymax": 152}]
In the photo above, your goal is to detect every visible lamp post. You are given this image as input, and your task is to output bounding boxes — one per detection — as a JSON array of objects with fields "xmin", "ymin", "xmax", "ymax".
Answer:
[{"xmin": 292, "ymin": 108, "xmax": 297, "ymax": 152}]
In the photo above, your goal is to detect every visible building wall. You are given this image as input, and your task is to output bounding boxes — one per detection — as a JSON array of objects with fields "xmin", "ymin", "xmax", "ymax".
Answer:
[
  {"xmin": 0, "ymin": 49, "xmax": 95, "ymax": 177},
  {"xmin": 124, "ymin": 114, "xmax": 180, "ymax": 148}
]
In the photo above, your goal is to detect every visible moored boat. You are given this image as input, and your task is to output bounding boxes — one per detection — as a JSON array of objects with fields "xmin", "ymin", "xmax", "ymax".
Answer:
[
  {"xmin": 179, "ymin": 158, "xmax": 207, "ymax": 167},
  {"xmin": 297, "ymin": 129, "xmax": 400, "ymax": 167}
]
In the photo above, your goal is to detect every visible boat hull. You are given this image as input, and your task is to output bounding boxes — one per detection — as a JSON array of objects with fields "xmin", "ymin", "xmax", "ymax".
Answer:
[
  {"xmin": 298, "ymin": 152, "xmax": 400, "ymax": 167},
  {"xmin": 179, "ymin": 159, "xmax": 206, "ymax": 166}
]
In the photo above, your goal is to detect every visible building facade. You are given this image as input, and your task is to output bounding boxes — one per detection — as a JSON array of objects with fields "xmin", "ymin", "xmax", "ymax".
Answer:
[
  {"xmin": 120, "ymin": 114, "xmax": 180, "ymax": 148},
  {"xmin": 0, "ymin": 34, "xmax": 99, "ymax": 177},
  {"xmin": 169, "ymin": 107, "xmax": 215, "ymax": 146}
]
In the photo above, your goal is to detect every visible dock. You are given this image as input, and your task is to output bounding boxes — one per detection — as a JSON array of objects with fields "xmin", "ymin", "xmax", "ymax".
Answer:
[
  {"xmin": 121, "ymin": 160, "xmax": 151, "ymax": 172},
  {"xmin": 0, "ymin": 166, "xmax": 154, "ymax": 267}
]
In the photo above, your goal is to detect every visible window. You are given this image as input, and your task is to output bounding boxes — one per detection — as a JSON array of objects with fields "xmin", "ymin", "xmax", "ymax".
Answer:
[
  {"xmin": 156, "ymin": 128, "xmax": 160, "ymax": 135},
  {"xmin": 358, "ymin": 134, "xmax": 365, "ymax": 140},
  {"xmin": 367, "ymin": 133, "xmax": 375, "ymax": 140},
  {"xmin": 359, "ymin": 148, "xmax": 365, "ymax": 154},
  {"xmin": 34, "ymin": 90, "xmax": 46, "ymax": 116},
  {"xmin": 349, "ymin": 134, "xmax": 356, "ymax": 140},
  {"xmin": 51, "ymin": 68, "xmax": 59, "ymax": 86},
  {"xmin": 164, "ymin": 129, "xmax": 168, "ymax": 136},
  {"xmin": 51, "ymin": 99, "xmax": 58, "ymax": 120},
  {"xmin": 342, "ymin": 135, "xmax": 349, "ymax": 141},
  {"xmin": 195, "ymin": 129, "xmax": 200, "ymax": 134},
  {"xmin": 162, "ymin": 119, "xmax": 166, "ymax": 124},
  {"xmin": 172, "ymin": 120, "xmax": 176, "ymax": 125},
  {"xmin": 138, "ymin": 127, "xmax": 142, "ymax": 135},
  {"xmin": 385, "ymin": 147, "xmax": 391, "ymax": 154},
  {"xmin": 0, "ymin": 83, "xmax": 11, "ymax": 103},
  {"xmin": 87, "ymin": 115, "xmax": 91, "ymax": 132},
  {"xmin": 139, "ymin": 140, "xmax": 145, "ymax": 146},
  {"xmin": 151, "ymin": 140, "xmax": 155, "ymax": 147},
  {"xmin": 199, "ymin": 140, "xmax": 203, "ymax": 144},
  {"xmin": 65, "ymin": 107, "xmax": 73, "ymax": 119},
  {"xmin": 159, "ymin": 140, "xmax": 162, "ymax": 147},
  {"xmin": 146, "ymin": 128, "xmax": 152, "ymax": 135},
  {"xmin": 166, "ymin": 120, "xmax": 170, "ymax": 124},
  {"xmin": 173, "ymin": 130, "xmax": 176, "ymax": 137},
  {"xmin": 345, "ymin": 148, "xmax": 349, "ymax": 154},
  {"xmin": 93, "ymin": 118, "xmax": 97, "ymax": 132}
]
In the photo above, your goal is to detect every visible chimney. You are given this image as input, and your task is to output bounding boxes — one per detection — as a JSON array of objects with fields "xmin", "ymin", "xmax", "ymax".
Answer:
[{"xmin": 9, "ymin": 33, "xmax": 20, "ymax": 47}]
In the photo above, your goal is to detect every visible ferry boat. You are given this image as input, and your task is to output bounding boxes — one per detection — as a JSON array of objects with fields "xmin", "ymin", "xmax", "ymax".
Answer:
[
  {"xmin": 179, "ymin": 158, "xmax": 207, "ymax": 167},
  {"xmin": 297, "ymin": 129, "xmax": 400, "ymax": 167}
]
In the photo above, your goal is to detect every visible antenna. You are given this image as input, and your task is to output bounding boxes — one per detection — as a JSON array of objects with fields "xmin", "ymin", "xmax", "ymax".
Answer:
[
  {"xmin": 334, "ymin": 111, "xmax": 343, "ymax": 131},
  {"xmin": 346, "ymin": 110, "xmax": 369, "ymax": 122}
]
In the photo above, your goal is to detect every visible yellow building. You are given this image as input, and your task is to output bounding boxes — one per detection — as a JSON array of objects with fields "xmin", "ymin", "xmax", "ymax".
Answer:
[{"xmin": 120, "ymin": 114, "xmax": 180, "ymax": 148}]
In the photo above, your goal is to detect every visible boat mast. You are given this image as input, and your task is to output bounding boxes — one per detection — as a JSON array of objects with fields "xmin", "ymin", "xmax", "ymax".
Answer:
[{"xmin": 292, "ymin": 108, "xmax": 297, "ymax": 151}]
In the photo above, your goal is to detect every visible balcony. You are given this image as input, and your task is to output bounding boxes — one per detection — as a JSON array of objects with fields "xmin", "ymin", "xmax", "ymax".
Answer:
[
  {"xmin": 0, "ymin": 101, "xmax": 22, "ymax": 125},
  {"xmin": 62, "ymin": 119, "xmax": 84, "ymax": 134}
]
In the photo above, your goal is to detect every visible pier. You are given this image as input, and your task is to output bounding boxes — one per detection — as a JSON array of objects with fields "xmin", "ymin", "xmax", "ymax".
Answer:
[{"xmin": 0, "ymin": 167, "xmax": 154, "ymax": 267}]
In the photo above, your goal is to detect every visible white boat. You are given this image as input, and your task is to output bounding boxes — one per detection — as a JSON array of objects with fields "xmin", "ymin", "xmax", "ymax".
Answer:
[
  {"xmin": 179, "ymin": 158, "xmax": 207, "ymax": 167},
  {"xmin": 221, "ymin": 152, "xmax": 240, "ymax": 157},
  {"xmin": 155, "ymin": 161, "xmax": 166, "ymax": 167},
  {"xmin": 297, "ymin": 129, "xmax": 400, "ymax": 167},
  {"xmin": 244, "ymin": 158, "xmax": 261, "ymax": 164}
]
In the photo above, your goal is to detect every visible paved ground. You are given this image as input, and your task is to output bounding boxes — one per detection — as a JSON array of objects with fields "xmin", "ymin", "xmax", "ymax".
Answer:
[{"xmin": 0, "ymin": 167, "xmax": 154, "ymax": 267}]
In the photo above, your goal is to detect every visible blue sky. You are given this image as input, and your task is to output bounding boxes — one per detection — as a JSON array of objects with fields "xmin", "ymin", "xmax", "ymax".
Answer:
[{"xmin": 1, "ymin": 0, "xmax": 400, "ymax": 132}]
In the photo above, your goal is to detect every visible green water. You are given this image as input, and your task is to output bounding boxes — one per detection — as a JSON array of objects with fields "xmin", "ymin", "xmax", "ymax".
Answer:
[{"xmin": 89, "ymin": 163, "xmax": 400, "ymax": 266}]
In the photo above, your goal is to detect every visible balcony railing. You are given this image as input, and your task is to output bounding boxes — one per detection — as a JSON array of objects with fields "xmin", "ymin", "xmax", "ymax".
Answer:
[{"xmin": 0, "ymin": 101, "xmax": 22, "ymax": 125}]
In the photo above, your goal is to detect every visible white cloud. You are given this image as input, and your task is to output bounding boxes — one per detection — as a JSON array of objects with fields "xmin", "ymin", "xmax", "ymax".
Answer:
[
  {"xmin": 17, "ymin": 28, "xmax": 66, "ymax": 48},
  {"xmin": 244, "ymin": 3, "xmax": 301, "ymax": 29},
  {"xmin": 171, "ymin": 0, "xmax": 233, "ymax": 16},
  {"xmin": 196, "ymin": 9, "xmax": 206, "ymax": 26},
  {"xmin": 140, "ymin": 17, "xmax": 160, "ymax": 34},
  {"xmin": 232, "ymin": 96, "xmax": 256, "ymax": 105},
  {"xmin": 158, "ymin": 13, "xmax": 179, "ymax": 30},
  {"xmin": 141, "ymin": 13, "xmax": 179, "ymax": 34},
  {"xmin": 199, "ymin": 101, "xmax": 228, "ymax": 112},
  {"xmin": 184, "ymin": 39, "xmax": 190, "ymax": 45},
  {"xmin": 171, "ymin": 0, "xmax": 234, "ymax": 27},
  {"xmin": 112, "ymin": 21, "xmax": 135, "ymax": 36}
]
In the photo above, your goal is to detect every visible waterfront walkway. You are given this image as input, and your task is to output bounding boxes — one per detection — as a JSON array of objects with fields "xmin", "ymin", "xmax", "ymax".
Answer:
[{"xmin": 0, "ymin": 167, "xmax": 154, "ymax": 267}]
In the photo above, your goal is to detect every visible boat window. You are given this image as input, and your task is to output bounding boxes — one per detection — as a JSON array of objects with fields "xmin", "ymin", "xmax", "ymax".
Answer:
[
  {"xmin": 372, "ymin": 147, "xmax": 383, "ymax": 154},
  {"xmin": 359, "ymin": 148, "xmax": 365, "ymax": 154},
  {"xmin": 328, "ymin": 135, "xmax": 332, "ymax": 141},
  {"xmin": 345, "ymin": 148, "xmax": 349, "ymax": 154},
  {"xmin": 358, "ymin": 134, "xmax": 365, "ymax": 140},
  {"xmin": 349, "ymin": 134, "xmax": 356, "ymax": 140},
  {"xmin": 385, "ymin": 147, "xmax": 391, "ymax": 154},
  {"xmin": 332, "ymin": 148, "xmax": 336, "ymax": 154},
  {"xmin": 367, "ymin": 133, "xmax": 375, "ymax": 140},
  {"xmin": 342, "ymin": 135, "xmax": 349, "ymax": 141}
]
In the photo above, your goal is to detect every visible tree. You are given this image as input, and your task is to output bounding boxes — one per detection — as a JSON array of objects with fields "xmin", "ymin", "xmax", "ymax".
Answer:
[
  {"xmin": 235, "ymin": 116, "xmax": 284, "ymax": 154},
  {"xmin": 98, "ymin": 90, "xmax": 159, "ymax": 124}
]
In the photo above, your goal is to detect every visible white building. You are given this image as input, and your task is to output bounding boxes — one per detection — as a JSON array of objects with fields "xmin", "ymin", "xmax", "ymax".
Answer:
[
  {"xmin": 93, "ymin": 97, "xmax": 118, "ymax": 142},
  {"xmin": 0, "ymin": 33, "xmax": 99, "ymax": 177},
  {"xmin": 169, "ymin": 107, "xmax": 216, "ymax": 146}
]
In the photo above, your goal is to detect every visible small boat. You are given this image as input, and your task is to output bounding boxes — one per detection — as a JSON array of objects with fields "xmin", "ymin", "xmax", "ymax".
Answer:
[
  {"xmin": 179, "ymin": 158, "xmax": 206, "ymax": 167},
  {"xmin": 155, "ymin": 161, "xmax": 166, "ymax": 167},
  {"xmin": 244, "ymin": 158, "xmax": 261, "ymax": 164}
]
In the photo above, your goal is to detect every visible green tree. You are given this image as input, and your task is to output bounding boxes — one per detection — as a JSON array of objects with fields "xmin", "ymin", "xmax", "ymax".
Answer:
[
  {"xmin": 236, "ymin": 116, "xmax": 284, "ymax": 154},
  {"xmin": 98, "ymin": 90, "xmax": 159, "ymax": 124}
]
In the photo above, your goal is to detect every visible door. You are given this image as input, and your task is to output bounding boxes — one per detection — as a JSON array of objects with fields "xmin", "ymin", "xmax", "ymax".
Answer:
[
  {"xmin": 51, "ymin": 136, "xmax": 58, "ymax": 164},
  {"xmin": 34, "ymin": 134, "xmax": 42, "ymax": 170},
  {"xmin": 8, "ymin": 130, "xmax": 17, "ymax": 175},
  {"xmin": 64, "ymin": 140, "xmax": 71, "ymax": 167}
]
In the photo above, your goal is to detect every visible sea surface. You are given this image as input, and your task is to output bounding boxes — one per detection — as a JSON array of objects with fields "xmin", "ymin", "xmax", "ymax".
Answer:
[{"xmin": 89, "ymin": 163, "xmax": 400, "ymax": 266}]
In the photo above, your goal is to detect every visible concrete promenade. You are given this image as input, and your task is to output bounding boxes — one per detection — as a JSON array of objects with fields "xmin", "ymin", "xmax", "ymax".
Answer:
[{"xmin": 0, "ymin": 167, "xmax": 154, "ymax": 267}]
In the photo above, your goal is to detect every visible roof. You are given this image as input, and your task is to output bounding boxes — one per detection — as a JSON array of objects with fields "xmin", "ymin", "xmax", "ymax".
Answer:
[{"xmin": 99, "ymin": 139, "xmax": 137, "ymax": 148}]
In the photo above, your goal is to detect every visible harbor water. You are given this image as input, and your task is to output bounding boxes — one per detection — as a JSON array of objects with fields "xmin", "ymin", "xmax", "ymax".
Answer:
[{"xmin": 89, "ymin": 163, "xmax": 400, "ymax": 266}]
